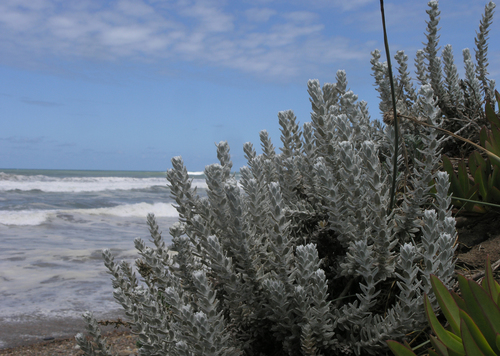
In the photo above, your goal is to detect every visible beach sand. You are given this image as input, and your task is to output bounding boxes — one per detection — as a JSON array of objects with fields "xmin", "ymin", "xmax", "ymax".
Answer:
[{"xmin": 0, "ymin": 311, "xmax": 130, "ymax": 350}]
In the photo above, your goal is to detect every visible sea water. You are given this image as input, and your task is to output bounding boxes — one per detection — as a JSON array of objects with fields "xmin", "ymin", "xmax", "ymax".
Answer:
[{"xmin": 0, "ymin": 169, "xmax": 206, "ymax": 341}]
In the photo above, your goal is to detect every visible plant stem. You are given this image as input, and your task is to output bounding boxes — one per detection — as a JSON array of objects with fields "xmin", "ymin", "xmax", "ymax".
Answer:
[
  {"xmin": 447, "ymin": 196, "xmax": 500, "ymax": 209},
  {"xmin": 380, "ymin": 0, "xmax": 399, "ymax": 213},
  {"xmin": 398, "ymin": 113, "xmax": 500, "ymax": 166}
]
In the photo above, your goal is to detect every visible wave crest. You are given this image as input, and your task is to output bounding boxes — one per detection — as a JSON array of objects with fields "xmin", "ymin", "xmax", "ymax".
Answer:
[{"xmin": 0, "ymin": 202, "xmax": 178, "ymax": 226}]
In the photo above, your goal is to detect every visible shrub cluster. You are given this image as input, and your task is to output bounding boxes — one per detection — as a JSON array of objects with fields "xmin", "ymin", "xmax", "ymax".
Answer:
[{"xmin": 76, "ymin": 1, "xmax": 497, "ymax": 355}]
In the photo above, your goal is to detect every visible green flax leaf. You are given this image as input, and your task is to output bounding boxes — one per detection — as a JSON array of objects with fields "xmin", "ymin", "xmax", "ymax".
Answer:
[
  {"xmin": 486, "ymin": 101, "xmax": 500, "ymax": 129},
  {"xmin": 424, "ymin": 294, "xmax": 465, "ymax": 355},
  {"xmin": 431, "ymin": 274, "xmax": 461, "ymax": 335},
  {"xmin": 474, "ymin": 167, "xmax": 489, "ymax": 202},
  {"xmin": 429, "ymin": 335, "xmax": 451, "ymax": 356},
  {"xmin": 482, "ymin": 255, "xmax": 500, "ymax": 303},
  {"xmin": 459, "ymin": 273, "xmax": 500, "ymax": 354},
  {"xmin": 460, "ymin": 310, "xmax": 497, "ymax": 356},
  {"xmin": 386, "ymin": 340, "xmax": 418, "ymax": 356}
]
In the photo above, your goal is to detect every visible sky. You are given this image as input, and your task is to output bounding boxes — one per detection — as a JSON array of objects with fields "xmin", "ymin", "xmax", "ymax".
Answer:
[{"xmin": 0, "ymin": 0, "xmax": 499, "ymax": 172}]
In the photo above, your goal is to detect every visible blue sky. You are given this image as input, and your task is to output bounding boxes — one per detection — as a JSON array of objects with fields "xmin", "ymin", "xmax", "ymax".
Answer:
[{"xmin": 1, "ymin": 0, "xmax": 499, "ymax": 172}]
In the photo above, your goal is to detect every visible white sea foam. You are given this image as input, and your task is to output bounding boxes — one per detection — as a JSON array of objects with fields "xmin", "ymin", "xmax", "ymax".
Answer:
[
  {"xmin": 0, "ymin": 202, "xmax": 179, "ymax": 226},
  {"xmin": 190, "ymin": 178, "xmax": 208, "ymax": 189},
  {"xmin": 84, "ymin": 202, "xmax": 178, "ymax": 218},
  {"xmin": 0, "ymin": 173, "xmax": 208, "ymax": 192},
  {"xmin": 0, "ymin": 173, "xmax": 166, "ymax": 192},
  {"xmin": 0, "ymin": 210, "xmax": 52, "ymax": 226}
]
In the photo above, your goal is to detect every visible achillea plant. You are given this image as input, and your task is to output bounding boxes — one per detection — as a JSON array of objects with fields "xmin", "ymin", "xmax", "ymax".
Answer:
[{"xmin": 76, "ymin": 1, "xmax": 496, "ymax": 355}]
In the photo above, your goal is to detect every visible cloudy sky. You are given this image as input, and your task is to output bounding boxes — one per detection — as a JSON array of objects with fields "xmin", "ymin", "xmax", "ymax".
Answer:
[{"xmin": 1, "ymin": 0, "xmax": 499, "ymax": 171}]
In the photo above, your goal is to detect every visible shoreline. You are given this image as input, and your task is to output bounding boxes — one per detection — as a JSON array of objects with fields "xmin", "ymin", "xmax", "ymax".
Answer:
[
  {"xmin": 0, "ymin": 311, "xmax": 129, "ymax": 350},
  {"xmin": 0, "ymin": 329, "xmax": 136, "ymax": 356}
]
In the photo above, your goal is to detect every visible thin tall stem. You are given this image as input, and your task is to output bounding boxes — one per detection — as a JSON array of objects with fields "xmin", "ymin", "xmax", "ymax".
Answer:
[{"xmin": 380, "ymin": 0, "xmax": 399, "ymax": 212}]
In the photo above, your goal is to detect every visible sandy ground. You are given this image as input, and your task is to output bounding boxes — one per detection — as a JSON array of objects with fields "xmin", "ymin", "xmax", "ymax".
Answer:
[{"xmin": 0, "ymin": 313, "xmax": 129, "ymax": 350}]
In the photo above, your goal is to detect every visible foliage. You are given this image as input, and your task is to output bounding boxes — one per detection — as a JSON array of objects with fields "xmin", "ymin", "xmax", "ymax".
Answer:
[
  {"xmin": 373, "ymin": 1, "xmax": 497, "ymax": 158},
  {"xmin": 75, "ymin": 1, "xmax": 498, "ymax": 355},
  {"xmin": 75, "ymin": 84, "xmax": 456, "ymax": 356},
  {"xmin": 387, "ymin": 255, "xmax": 500, "ymax": 356},
  {"xmin": 443, "ymin": 90, "xmax": 500, "ymax": 213}
]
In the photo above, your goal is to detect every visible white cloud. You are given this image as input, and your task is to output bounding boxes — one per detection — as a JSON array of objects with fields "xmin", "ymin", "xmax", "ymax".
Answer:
[
  {"xmin": 348, "ymin": 2, "xmax": 426, "ymax": 33},
  {"xmin": 0, "ymin": 136, "xmax": 46, "ymax": 144},
  {"xmin": 266, "ymin": 0, "xmax": 375, "ymax": 12},
  {"xmin": 333, "ymin": 0, "xmax": 375, "ymax": 12},
  {"xmin": 116, "ymin": 0, "xmax": 156, "ymax": 17},
  {"xmin": 21, "ymin": 98, "xmax": 62, "ymax": 107},
  {"xmin": 0, "ymin": 4, "xmax": 42, "ymax": 32},
  {"xmin": 0, "ymin": 0, "xmax": 369, "ymax": 81},
  {"xmin": 245, "ymin": 8, "xmax": 276, "ymax": 22},
  {"xmin": 178, "ymin": 1, "xmax": 234, "ymax": 33},
  {"xmin": 281, "ymin": 11, "xmax": 318, "ymax": 23},
  {"xmin": 100, "ymin": 26, "xmax": 154, "ymax": 46}
]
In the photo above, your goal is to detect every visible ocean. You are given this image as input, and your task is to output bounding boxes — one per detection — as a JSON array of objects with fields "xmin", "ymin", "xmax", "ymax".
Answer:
[{"xmin": 0, "ymin": 168, "xmax": 206, "ymax": 347}]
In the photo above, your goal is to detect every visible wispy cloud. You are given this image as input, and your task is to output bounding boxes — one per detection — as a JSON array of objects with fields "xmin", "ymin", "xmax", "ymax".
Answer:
[
  {"xmin": 56, "ymin": 142, "xmax": 77, "ymax": 148},
  {"xmin": 0, "ymin": 0, "xmax": 371, "ymax": 81},
  {"xmin": 329, "ymin": 0, "xmax": 375, "ymax": 12},
  {"xmin": 0, "ymin": 136, "xmax": 46, "ymax": 145},
  {"xmin": 245, "ymin": 8, "xmax": 277, "ymax": 22},
  {"xmin": 21, "ymin": 98, "xmax": 62, "ymax": 107},
  {"xmin": 0, "ymin": 136, "xmax": 76, "ymax": 153},
  {"xmin": 0, "ymin": 136, "xmax": 48, "ymax": 151}
]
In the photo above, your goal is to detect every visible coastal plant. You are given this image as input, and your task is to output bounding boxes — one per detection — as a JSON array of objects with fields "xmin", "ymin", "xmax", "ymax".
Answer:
[
  {"xmin": 77, "ymin": 82, "xmax": 456, "ymax": 355},
  {"xmin": 442, "ymin": 91, "xmax": 500, "ymax": 212},
  {"xmin": 373, "ymin": 1, "xmax": 497, "ymax": 158},
  {"xmin": 387, "ymin": 255, "xmax": 500, "ymax": 356},
  {"xmin": 75, "ymin": 1, "xmax": 498, "ymax": 355}
]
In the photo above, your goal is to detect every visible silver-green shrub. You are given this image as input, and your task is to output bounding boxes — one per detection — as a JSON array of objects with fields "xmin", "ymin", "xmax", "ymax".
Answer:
[
  {"xmin": 372, "ymin": 0, "xmax": 496, "ymax": 155},
  {"xmin": 76, "ymin": 2, "xmax": 495, "ymax": 355}
]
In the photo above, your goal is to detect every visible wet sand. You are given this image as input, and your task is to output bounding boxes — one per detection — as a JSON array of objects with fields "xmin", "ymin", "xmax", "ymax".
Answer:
[{"xmin": 0, "ymin": 310, "xmax": 128, "ymax": 350}]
